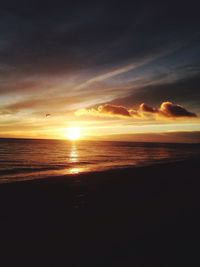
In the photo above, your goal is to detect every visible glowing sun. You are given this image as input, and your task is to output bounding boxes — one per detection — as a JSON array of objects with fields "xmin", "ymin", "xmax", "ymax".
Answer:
[{"xmin": 66, "ymin": 127, "xmax": 81, "ymax": 140}]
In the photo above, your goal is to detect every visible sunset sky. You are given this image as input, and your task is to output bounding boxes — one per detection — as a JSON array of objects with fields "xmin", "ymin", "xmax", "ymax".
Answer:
[{"xmin": 0, "ymin": 1, "xmax": 200, "ymax": 142}]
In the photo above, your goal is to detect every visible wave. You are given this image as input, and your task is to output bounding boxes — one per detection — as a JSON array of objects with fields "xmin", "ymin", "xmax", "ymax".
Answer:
[{"xmin": 0, "ymin": 166, "xmax": 66, "ymax": 175}]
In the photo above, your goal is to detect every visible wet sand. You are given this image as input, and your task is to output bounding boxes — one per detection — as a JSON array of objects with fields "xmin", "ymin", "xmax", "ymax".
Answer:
[{"xmin": 0, "ymin": 158, "xmax": 200, "ymax": 266}]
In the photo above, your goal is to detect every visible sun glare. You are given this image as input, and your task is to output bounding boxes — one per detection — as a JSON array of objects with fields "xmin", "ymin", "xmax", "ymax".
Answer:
[{"xmin": 66, "ymin": 127, "xmax": 81, "ymax": 140}]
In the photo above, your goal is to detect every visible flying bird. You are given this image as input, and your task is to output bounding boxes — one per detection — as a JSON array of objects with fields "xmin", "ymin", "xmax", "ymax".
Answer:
[{"xmin": 46, "ymin": 114, "xmax": 51, "ymax": 117}]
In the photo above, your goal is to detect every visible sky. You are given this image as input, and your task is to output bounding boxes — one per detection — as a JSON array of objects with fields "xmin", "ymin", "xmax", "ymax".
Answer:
[{"xmin": 0, "ymin": 0, "xmax": 200, "ymax": 142}]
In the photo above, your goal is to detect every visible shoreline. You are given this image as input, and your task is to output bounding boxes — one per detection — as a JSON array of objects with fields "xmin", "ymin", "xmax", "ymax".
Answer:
[
  {"xmin": 0, "ymin": 155, "xmax": 199, "ymax": 185},
  {"xmin": 1, "ymin": 155, "xmax": 200, "ymax": 185}
]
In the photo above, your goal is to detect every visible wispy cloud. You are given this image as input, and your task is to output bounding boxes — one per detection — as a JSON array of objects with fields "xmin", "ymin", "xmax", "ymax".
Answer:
[{"xmin": 76, "ymin": 63, "xmax": 142, "ymax": 90}]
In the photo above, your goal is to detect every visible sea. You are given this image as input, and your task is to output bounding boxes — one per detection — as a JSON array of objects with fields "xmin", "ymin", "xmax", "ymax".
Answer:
[{"xmin": 0, "ymin": 138, "xmax": 200, "ymax": 183}]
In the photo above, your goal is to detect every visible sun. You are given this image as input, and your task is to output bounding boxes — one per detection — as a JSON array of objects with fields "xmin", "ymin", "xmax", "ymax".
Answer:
[{"xmin": 66, "ymin": 127, "xmax": 81, "ymax": 141}]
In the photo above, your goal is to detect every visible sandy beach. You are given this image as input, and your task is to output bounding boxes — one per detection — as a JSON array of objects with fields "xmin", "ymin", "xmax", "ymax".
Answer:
[{"xmin": 0, "ymin": 157, "xmax": 200, "ymax": 266}]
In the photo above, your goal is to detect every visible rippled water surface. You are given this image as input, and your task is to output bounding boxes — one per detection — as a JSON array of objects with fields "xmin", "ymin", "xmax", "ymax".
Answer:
[{"xmin": 0, "ymin": 138, "xmax": 200, "ymax": 182}]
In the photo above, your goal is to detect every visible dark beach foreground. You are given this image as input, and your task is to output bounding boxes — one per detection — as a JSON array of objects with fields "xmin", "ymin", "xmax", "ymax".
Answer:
[{"xmin": 0, "ymin": 158, "xmax": 200, "ymax": 266}]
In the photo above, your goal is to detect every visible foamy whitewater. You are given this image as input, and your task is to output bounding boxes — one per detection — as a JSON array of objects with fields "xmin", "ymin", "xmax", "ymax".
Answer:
[{"xmin": 0, "ymin": 138, "xmax": 200, "ymax": 182}]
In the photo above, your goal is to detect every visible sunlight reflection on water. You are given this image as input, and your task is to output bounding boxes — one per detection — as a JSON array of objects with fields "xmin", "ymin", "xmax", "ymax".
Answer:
[
  {"xmin": 69, "ymin": 167, "xmax": 81, "ymax": 174},
  {"xmin": 1, "ymin": 139, "xmax": 200, "ymax": 182},
  {"xmin": 69, "ymin": 144, "xmax": 78, "ymax": 163}
]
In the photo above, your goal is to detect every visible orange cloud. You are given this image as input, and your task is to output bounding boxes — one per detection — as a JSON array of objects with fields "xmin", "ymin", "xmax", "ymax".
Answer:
[
  {"xmin": 75, "ymin": 102, "xmax": 197, "ymax": 120},
  {"xmin": 75, "ymin": 104, "xmax": 139, "ymax": 118},
  {"xmin": 159, "ymin": 102, "xmax": 197, "ymax": 118},
  {"xmin": 140, "ymin": 102, "xmax": 197, "ymax": 118},
  {"xmin": 98, "ymin": 104, "xmax": 131, "ymax": 117},
  {"xmin": 139, "ymin": 103, "xmax": 158, "ymax": 113}
]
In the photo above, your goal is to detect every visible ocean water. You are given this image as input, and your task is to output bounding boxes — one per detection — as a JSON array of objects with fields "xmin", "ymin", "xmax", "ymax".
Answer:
[{"xmin": 0, "ymin": 138, "xmax": 200, "ymax": 183}]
